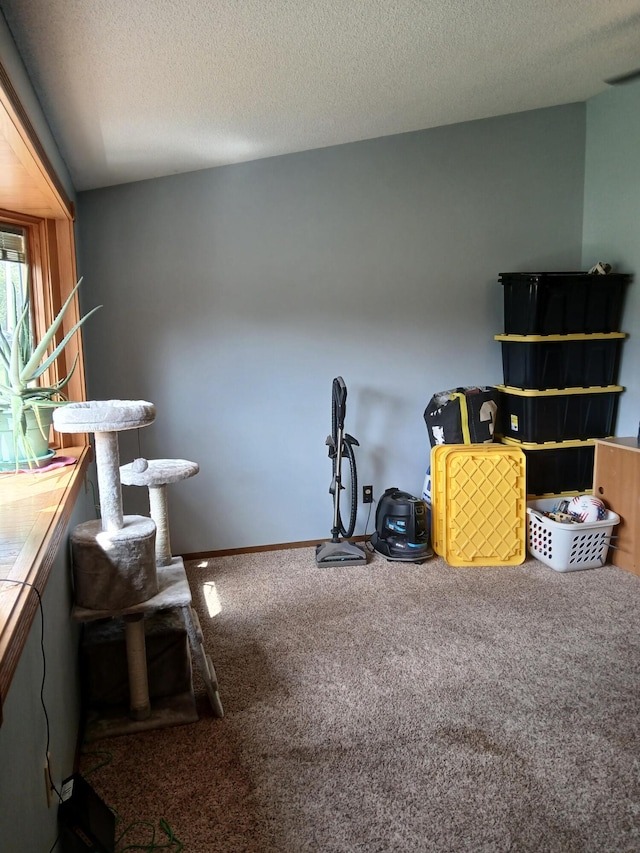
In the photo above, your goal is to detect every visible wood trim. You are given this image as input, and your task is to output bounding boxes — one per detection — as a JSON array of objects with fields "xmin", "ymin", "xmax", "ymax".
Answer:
[
  {"xmin": 0, "ymin": 60, "xmax": 73, "ymax": 218},
  {"xmin": 46, "ymin": 217, "xmax": 87, "ymax": 449},
  {"xmin": 180, "ymin": 535, "xmax": 370, "ymax": 561},
  {"xmin": 0, "ymin": 446, "xmax": 91, "ymax": 725}
]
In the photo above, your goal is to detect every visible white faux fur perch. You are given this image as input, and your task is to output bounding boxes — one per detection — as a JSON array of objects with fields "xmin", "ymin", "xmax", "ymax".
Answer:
[
  {"xmin": 121, "ymin": 458, "xmax": 200, "ymax": 566},
  {"xmin": 53, "ymin": 399, "xmax": 156, "ymax": 432},
  {"xmin": 120, "ymin": 458, "xmax": 199, "ymax": 487},
  {"xmin": 54, "ymin": 400, "xmax": 156, "ymax": 532}
]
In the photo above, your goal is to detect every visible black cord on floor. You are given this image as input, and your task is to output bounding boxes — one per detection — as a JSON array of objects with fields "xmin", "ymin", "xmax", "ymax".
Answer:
[
  {"xmin": 363, "ymin": 499, "xmax": 376, "ymax": 553},
  {"xmin": 82, "ymin": 750, "xmax": 183, "ymax": 850}
]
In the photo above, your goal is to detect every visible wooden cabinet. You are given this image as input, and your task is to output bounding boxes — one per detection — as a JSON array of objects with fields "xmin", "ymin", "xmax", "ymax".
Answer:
[{"xmin": 593, "ymin": 437, "xmax": 640, "ymax": 576}]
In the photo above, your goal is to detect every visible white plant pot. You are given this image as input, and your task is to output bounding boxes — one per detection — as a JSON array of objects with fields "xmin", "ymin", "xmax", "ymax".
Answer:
[{"xmin": 0, "ymin": 407, "xmax": 55, "ymax": 469}]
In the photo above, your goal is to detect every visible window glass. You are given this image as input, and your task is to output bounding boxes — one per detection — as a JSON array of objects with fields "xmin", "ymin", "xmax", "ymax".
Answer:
[{"xmin": 0, "ymin": 223, "xmax": 28, "ymax": 341}]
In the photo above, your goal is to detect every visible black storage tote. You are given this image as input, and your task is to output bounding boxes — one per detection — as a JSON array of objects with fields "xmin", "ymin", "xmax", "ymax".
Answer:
[
  {"xmin": 496, "ymin": 384, "xmax": 622, "ymax": 443},
  {"xmin": 501, "ymin": 437, "xmax": 596, "ymax": 496},
  {"xmin": 495, "ymin": 332, "xmax": 625, "ymax": 390},
  {"xmin": 500, "ymin": 272, "xmax": 631, "ymax": 336}
]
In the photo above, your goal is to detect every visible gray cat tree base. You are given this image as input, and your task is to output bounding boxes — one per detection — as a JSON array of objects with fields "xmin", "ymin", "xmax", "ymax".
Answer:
[{"xmin": 74, "ymin": 561, "xmax": 207, "ymax": 740}]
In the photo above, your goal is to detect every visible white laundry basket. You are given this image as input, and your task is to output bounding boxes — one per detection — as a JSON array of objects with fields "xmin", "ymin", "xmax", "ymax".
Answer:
[{"xmin": 526, "ymin": 497, "xmax": 619, "ymax": 572}]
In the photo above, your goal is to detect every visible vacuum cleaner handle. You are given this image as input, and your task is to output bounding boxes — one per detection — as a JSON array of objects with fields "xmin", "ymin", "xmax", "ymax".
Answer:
[{"xmin": 332, "ymin": 376, "xmax": 347, "ymax": 429}]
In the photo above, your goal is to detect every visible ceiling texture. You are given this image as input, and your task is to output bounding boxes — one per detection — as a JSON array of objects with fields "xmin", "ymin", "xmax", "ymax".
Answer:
[{"xmin": 1, "ymin": 0, "xmax": 640, "ymax": 192}]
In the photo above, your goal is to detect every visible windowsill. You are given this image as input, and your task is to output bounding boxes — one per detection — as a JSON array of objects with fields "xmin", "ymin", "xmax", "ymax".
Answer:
[{"xmin": 0, "ymin": 444, "xmax": 91, "ymax": 725}]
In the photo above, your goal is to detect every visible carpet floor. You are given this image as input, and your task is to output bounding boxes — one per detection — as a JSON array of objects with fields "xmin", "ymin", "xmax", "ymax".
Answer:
[{"xmin": 79, "ymin": 548, "xmax": 640, "ymax": 852}]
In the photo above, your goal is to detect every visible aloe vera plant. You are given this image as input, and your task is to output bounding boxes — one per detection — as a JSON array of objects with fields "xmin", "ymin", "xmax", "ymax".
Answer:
[{"xmin": 0, "ymin": 277, "xmax": 101, "ymax": 467}]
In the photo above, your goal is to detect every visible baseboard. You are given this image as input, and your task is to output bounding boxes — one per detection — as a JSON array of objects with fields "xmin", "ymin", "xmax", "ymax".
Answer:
[{"xmin": 180, "ymin": 534, "xmax": 369, "ymax": 561}]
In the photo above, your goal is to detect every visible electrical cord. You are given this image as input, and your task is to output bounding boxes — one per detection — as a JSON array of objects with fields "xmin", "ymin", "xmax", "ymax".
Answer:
[
  {"xmin": 0, "ymin": 578, "xmax": 60, "ymax": 798},
  {"xmin": 81, "ymin": 749, "xmax": 113, "ymax": 777},
  {"xmin": 0, "ymin": 577, "xmax": 62, "ymax": 853},
  {"xmin": 116, "ymin": 818, "xmax": 183, "ymax": 852},
  {"xmin": 363, "ymin": 498, "xmax": 376, "ymax": 553},
  {"xmin": 0, "ymin": 580, "xmax": 183, "ymax": 852},
  {"xmin": 87, "ymin": 476, "xmax": 101, "ymax": 519},
  {"xmin": 81, "ymin": 750, "xmax": 183, "ymax": 852}
]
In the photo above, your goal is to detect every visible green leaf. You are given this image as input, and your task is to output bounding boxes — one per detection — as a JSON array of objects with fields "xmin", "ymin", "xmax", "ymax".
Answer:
[
  {"xmin": 28, "ymin": 307, "xmax": 100, "ymax": 381},
  {"xmin": 20, "ymin": 277, "xmax": 85, "ymax": 380},
  {"xmin": 9, "ymin": 301, "xmax": 31, "ymax": 388},
  {"xmin": 0, "ymin": 325, "xmax": 11, "ymax": 365}
]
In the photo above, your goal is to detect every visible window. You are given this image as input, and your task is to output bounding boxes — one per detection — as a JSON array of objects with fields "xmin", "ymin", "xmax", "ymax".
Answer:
[
  {"xmin": 0, "ymin": 63, "xmax": 91, "ymax": 721},
  {"xmin": 0, "ymin": 223, "xmax": 28, "ymax": 331},
  {"xmin": 0, "ymin": 224, "xmax": 29, "ymax": 377},
  {"xmin": 0, "ymin": 211, "xmax": 87, "ymax": 453}
]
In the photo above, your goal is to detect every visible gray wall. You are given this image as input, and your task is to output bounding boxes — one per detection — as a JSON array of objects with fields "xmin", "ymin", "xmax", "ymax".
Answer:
[
  {"xmin": 78, "ymin": 104, "xmax": 586, "ymax": 552},
  {"xmin": 0, "ymin": 486, "xmax": 95, "ymax": 853},
  {"xmin": 583, "ymin": 78, "xmax": 640, "ymax": 437}
]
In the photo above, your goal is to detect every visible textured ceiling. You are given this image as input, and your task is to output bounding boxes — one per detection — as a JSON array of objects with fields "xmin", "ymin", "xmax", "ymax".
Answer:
[{"xmin": 2, "ymin": 0, "xmax": 640, "ymax": 191}]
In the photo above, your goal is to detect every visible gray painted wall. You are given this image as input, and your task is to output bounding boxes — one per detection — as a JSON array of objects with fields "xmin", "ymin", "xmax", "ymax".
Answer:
[
  {"xmin": 78, "ymin": 104, "xmax": 586, "ymax": 552},
  {"xmin": 0, "ymin": 486, "xmax": 95, "ymax": 853},
  {"xmin": 583, "ymin": 79, "xmax": 640, "ymax": 437}
]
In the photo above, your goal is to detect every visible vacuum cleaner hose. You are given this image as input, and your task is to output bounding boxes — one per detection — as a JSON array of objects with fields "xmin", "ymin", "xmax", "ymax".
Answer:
[{"xmin": 336, "ymin": 437, "xmax": 358, "ymax": 539}]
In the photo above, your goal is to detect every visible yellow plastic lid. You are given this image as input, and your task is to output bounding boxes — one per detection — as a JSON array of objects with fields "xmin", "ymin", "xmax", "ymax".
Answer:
[
  {"xmin": 498, "ymin": 436, "xmax": 597, "ymax": 450},
  {"xmin": 526, "ymin": 489, "xmax": 593, "ymax": 500},
  {"xmin": 494, "ymin": 332, "xmax": 627, "ymax": 342},
  {"xmin": 496, "ymin": 384, "xmax": 623, "ymax": 397},
  {"xmin": 430, "ymin": 444, "xmax": 526, "ymax": 566}
]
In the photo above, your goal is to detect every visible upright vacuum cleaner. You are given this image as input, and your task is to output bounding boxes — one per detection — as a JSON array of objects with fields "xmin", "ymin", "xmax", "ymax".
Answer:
[{"xmin": 316, "ymin": 377, "xmax": 367, "ymax": 567}]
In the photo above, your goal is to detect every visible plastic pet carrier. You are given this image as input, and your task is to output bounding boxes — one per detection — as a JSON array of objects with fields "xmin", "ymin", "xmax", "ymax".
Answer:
[{"xmin": 499, "ymin": 272, "xmax": 631, "ymax": 336}]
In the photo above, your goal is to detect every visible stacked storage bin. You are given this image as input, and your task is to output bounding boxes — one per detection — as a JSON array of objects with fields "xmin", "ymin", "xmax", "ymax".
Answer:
[{"xmin": 494, "ymin": 271, "xmax": 631, "ymax": 496}]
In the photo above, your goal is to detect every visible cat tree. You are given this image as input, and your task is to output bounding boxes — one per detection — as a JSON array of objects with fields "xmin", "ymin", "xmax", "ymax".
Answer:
[{"xmin": 53, "ymin": 400, "xmax": 223, "ymax": 737}]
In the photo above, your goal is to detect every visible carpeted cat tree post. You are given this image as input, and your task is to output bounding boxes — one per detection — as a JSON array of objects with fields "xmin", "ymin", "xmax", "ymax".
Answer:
[
  {"xmin": 120, "ymin": 458, "xmax": 224, "ymax": 717},
  {"xmin": 54, "ymin": 400, "xmax": 158, "ymax": 721},
  {"xmin": 120, "ymin": 458, "xmax": 199, "ymax": 567}
]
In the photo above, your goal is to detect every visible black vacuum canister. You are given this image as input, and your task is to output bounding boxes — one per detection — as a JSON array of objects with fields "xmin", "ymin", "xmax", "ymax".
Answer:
[{"xmin": 370, "ymin": 487, "xmax": 433, "ymax": 563}]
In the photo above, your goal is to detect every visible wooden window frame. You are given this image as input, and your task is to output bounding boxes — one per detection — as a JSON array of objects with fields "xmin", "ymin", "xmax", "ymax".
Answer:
[
  {"xmin": 0, "ymin": 64, "xmax": 90, "ymax": 723},
  {"xmin": 0, "ymin": 210, "xmax": 87, "ymax": 451}
]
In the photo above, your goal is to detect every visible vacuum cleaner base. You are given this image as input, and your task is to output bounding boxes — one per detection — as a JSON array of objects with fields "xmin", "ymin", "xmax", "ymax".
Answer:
[
  {"xmin": 315, "ymin": 540, "xmax": 367, "ymax": 567},
  {"xmin": 369, "ymin": 531, "xmax": 433, "ymax": 563}
]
